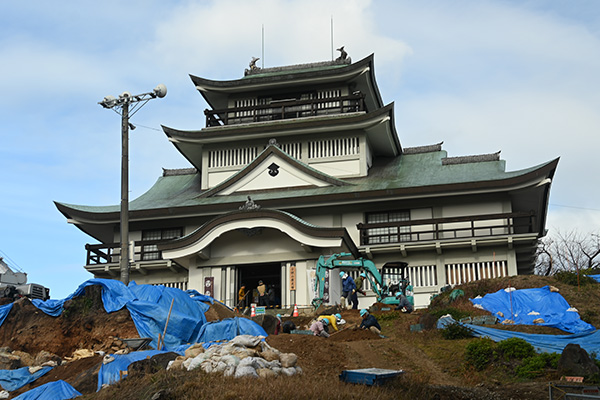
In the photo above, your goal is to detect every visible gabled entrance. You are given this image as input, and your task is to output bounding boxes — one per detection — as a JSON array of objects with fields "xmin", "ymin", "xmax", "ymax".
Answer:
[{"xmin": 236, "ymin": 262, "xmax": 281, "ymax": 309}]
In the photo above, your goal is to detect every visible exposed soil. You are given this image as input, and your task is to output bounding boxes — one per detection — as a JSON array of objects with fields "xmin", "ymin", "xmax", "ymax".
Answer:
[{"xmin": 0, "ymin": 275, "xmax": 596, "ymax": 399}]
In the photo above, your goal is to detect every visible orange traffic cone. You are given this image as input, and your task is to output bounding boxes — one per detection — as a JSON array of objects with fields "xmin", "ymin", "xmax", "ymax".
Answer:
[
  {"xmin": 250, "ymin": 304, "xmax": 256, "ymax": 317},
  {"xmin": 292, "ymin": 304, "xmax": 299, "ymax": 317}
]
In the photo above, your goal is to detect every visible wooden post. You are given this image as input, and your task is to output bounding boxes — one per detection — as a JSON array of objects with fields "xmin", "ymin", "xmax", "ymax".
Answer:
[{"xmin": 159, "ymin": 298, "xmax": 175, "ymax": 350}]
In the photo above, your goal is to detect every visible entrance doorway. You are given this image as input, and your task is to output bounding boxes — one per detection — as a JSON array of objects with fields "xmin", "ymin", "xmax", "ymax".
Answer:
[{"xmin": 237, "ymin": 263, "xmax": 281, "ymax": 309}]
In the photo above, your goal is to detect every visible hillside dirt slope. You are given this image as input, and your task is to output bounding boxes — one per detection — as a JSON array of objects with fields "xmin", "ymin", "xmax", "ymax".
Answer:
[{"xmin": 1, "ymin": 275, "xmax": 598, "ymax": 399}]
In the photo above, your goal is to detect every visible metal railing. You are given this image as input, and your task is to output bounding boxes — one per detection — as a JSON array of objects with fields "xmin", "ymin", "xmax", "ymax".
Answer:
[
  {"xmin": 204, "ymin": 93, "xmax": 366, "ymax": 127},
  {"xmin": 85, "ymin": 239, "xmax": 175, "ymax": 265},
  {"xmin": 357, "ymin": 212, "xmax": 536, "ymax": 246}
]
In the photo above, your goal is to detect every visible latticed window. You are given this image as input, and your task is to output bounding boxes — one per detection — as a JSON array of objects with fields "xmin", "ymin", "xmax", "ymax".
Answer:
[
  {"xmin": 366, "ymin": 211, "xmax": 410, "ymax": 244},
  {"xmin": 141, "ymin": 228, "xmax": 182, "ymax": 260}
]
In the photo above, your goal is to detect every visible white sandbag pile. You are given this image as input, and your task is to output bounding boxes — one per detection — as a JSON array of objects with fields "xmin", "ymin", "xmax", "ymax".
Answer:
[{"xmin": 167, "ymin": 335, "xmax": 302, "ymax": 378}]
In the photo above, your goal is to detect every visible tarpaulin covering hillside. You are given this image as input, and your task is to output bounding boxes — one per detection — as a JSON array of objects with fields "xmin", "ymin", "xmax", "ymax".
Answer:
[
  {"xmin": 470, "ymin": 286, "xmax": 594, "ymax": 334},
  {"xmin": 0, "ymin": 279, "xmax": 265, "ymax": 351},
  {"xmin": 438, "ymin": 315, "xmax": 600, "ymax": 358}
]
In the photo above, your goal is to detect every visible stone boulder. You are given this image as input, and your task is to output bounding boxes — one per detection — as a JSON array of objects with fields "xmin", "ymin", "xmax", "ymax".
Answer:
[{"xmin": 557, "ymin": 343, "xmax": 600, "ymax": 379}]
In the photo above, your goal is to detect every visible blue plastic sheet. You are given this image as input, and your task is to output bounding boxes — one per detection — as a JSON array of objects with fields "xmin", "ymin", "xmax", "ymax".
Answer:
[
  {"xmin": 589, "ymin": 274, "xmax": 600, "ymax": 283},
  {"xmin": 437, "ymin": 315, "xmax": 600, "ymax": 359},
  {"xmin": 195, "ymin": 317, "xmax": 268, "ymax": 344},
  {"xmin": 27, "ymin": 279, "xmax": 215, "ymax": 350},
  {"xmin": 97, "ymin": 350, "xmax": 167, "ymax": 391},
  {"xmin": 470, "ymin": 286, "xmax": 594, "ymax": 334},
  {"xmin": 0, "ymin": 303, "xmax": 12, "ymax": 327},
  {"xmin": 0, "ymin": 366, "xmax": 52, "ymax": 391},
  {"xmin": 13, "ymin": 380, "xmax": 81, "ymax": 400}
]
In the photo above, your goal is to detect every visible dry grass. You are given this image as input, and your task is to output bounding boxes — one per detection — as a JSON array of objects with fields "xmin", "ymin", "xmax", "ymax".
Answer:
[{"xmin": 78, "ymin": 274, "xmax": 599, "ymax": 400}]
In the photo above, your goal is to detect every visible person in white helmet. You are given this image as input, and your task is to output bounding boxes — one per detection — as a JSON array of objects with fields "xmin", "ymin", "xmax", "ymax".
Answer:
[{"xmin": 339, "ymin": 271, "xmax": 358, "ymax": 309}]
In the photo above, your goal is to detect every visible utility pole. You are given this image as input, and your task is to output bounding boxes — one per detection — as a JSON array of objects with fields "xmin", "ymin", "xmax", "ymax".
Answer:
[{"xmin": 99, "ymin": 84, "xmax": 167, "ymax": 284}]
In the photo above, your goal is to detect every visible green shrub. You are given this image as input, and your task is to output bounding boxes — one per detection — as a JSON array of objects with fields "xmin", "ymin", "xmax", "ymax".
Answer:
[
  {"xmin": 374, "ymin": 311, "xmax": 401, "ymax": 321},
  {"xmin": 515, "ymin": 353, "xmax": 560, "ymax": 379},
  {"xmin": 554, "ymin": 271, "xmax": 596, "ymax": 286},
  {"xmin": 496, "ymin": 337, "xmax": 536, "ymax": 360},
  {"xmin": 465, "ymin": 338, "xmax": 496, "ymax": 370},
  {"xmin": 440, "ymin": 322, "xmax": 473, "ymax": 340}
]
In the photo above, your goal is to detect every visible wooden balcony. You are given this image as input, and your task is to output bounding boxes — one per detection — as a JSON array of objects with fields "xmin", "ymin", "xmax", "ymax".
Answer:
[
  {"xmin": 204, "ymin": 93, "xmax": 366, "ymax": 127},
  {"xmin": 356, "ymin": 212, "xmax": 536, "ymax": 246},
  {"xmin": 85, "ymin": 239, "xmax": 173, "ymax": 266}
]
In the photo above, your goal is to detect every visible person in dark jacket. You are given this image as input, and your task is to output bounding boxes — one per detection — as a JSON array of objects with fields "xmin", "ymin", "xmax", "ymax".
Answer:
[
  {"xmin": 339, "ymin": 271, "xmax": 358, "ymax": 309},
  {"xmin": 394, "ymin": 292, "xmax": 414, "ymax": 313},
  {"xmin": 359, "ymin": 309, "xmax": 382, "ymax": 335}
]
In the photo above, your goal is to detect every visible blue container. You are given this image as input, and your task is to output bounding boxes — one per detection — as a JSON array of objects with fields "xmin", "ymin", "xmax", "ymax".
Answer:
[{"xmin": 339, "ymin": 368, "xmax": 404, "ymax": 386}]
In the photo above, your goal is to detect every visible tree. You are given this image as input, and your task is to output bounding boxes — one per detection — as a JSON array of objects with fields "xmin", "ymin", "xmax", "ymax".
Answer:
[{"xmin": 535, "ymin": 230, "xmax": 600, "ymax": 276}]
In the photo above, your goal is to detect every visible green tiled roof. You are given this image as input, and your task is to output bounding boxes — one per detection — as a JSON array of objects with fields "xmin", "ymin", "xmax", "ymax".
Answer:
[{"xmin": 57, "ymin": 149, "xmax": 556, "ymax": 215}]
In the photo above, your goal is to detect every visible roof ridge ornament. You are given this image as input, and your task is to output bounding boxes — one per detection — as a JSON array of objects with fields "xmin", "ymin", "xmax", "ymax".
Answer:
[
  {"xmin": 245, "ymin": 57, "xmax": 261, "ymax": 76},
  {"xmin": 239, "ymin": 196, "xmax": 261, "ymax": 211},
  {"xmin": 336, "ymin": 46, "xmax": 351, "ymax": 63}
]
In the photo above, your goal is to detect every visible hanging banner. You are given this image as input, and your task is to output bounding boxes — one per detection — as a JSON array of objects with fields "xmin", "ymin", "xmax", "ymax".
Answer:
[
  {"xmin": 204, "ymin": 277, "xmax": 214, "ymax": 298},
  {"xmin": 289, "ymin": 265, "xmax": 296, "ymax": 291}
]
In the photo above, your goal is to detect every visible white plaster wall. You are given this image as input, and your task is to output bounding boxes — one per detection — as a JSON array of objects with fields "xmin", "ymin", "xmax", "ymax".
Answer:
[{"xmin": 308, "ymin": 158, "xmax": 361, "ymax": 177}]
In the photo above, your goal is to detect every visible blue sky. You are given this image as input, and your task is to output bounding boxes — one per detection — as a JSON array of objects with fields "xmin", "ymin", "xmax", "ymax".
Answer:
[{"xmin": 1, "ymin": 0, "xmax": 599, "ymax": 299}]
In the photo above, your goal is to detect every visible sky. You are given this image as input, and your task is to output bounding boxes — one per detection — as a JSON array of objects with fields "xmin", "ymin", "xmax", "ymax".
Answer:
[{"xmin": 1, "ymin": 0, "xmax": 600, "ymax": 299}]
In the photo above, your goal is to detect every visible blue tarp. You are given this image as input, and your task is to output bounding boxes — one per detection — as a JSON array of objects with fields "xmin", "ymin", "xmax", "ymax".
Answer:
[
  {"xmin": 437, "ymin": 315, "xmax": 600, "ymax": 358},
  {"xmin": 97, "ymin": 350, "xmax": 167, "ymax": 391},
  {"xmin": 0, "ymin": 279, "xmax": 269, "ymax": 394},
  {"xmin": 0, "ymin": 303, "xmax": 12, "ymax": 328},
  {"xmin": 13, "ymin": 380, "xmax": 81, "ymax": 400},
  {"xmin": 470, "ymin": 286, "xmax": 594, "ymax": 334},
  {"xmin": 0, "ymin": 367, "xmax": 53, "ymax": 392},
  {"xmin": 589, "ymin": 274, "xmax": 600, "ymax": 283},
  {"xmin": 195, "ymin": 317, "xmax": 268, "ymax": 344},
  {"xmin": 26, "ymin": 278, "xmax": 217, "ymax": 351}
]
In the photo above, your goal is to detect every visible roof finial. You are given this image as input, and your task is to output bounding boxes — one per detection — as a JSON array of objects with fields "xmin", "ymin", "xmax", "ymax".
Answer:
[
  {"xmin": 249, "ymin": 57, "xmax": 260, "ymax": 70},
  {"xmin": 336, "ymin": 46, "xmax": 348, "ymax": 61}
]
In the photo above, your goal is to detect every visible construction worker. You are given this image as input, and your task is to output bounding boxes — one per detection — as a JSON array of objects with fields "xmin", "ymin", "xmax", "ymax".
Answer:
[
  {"xmin": 309, "ymin": 318, "xmax": 330, "ymax": 338},
  {"xmin": 237, "ymin": 284, "xmax": 247, "ymax": 311},
  {"xmin": 317, "ymin": 314, "xmax": 340, "ymax": 332},
  {"xmin": 355, "ymin": 272, "xmax": 367, "ymax": 296},
  {"xmin": 339, "ymin": 271, "xmax": 358, "ymax": 309},
  {"xmin": 395, "ymin": 292, "xmax": 414, "ymax": 313},
  {"xmin": 359, "ymin": 309, "xmax": 382, "ymax": 335},
  {"xmin": 257, "ymin": 280, "xmax": 269, "ymax": 308}
]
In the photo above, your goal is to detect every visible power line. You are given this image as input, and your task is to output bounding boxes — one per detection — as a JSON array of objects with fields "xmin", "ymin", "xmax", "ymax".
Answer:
[{"xmin": 550, "ymin": 203, "xmax": 600, "ymax": 212}]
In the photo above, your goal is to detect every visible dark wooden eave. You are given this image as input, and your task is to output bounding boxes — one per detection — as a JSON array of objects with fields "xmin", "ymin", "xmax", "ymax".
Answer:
[{"xmin": 190, "ymin": 54, "xmax": 384, "ymax": 113}]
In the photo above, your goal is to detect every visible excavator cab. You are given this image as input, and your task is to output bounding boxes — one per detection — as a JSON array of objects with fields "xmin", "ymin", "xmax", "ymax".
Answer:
[{"xmin": 380, "ymin": 261, "xmax": 413, "ymax": 305}]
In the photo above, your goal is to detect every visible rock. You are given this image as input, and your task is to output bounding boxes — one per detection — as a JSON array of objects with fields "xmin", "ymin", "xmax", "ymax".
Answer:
[
  {"xmin": 128, "ymin": 352, "xmax": 179, "ymax": 377},
  {"xmin": 558, "ymin": 344, "xmax": 600, "ymax": 379},
  {"xmin": 184, "ymin": 343, "xmax": 204, "ymax": 359},
  {"xmin": 0, "ymin": 352, "xmax": 22, "ymax": 370},
  {"xmin": 418, "ymin": 313, "xmax": 437, "ymax": 330},
  {"xmin": 259, "ymin": 349, "xmax": 280, "ymax": 362},
  {"xmin": 279, "ymin": 353, "xmax": 297, "ymax": 368},
  {"xmin": 257, "ymin": 368, "xmax": 278, "ymax": 378},
  {"xmin": 12, "ymin": 351, "xmax": 34, "ymax": 367},
  {"xmin": 167, "ymin": 358, "xmax": 184, "ymax": 370}
]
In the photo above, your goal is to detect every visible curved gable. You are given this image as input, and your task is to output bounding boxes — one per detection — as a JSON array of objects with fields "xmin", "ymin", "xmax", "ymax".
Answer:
[{"xmin": 158, "ymin": 209, "xmax": 358, "ymax": 259}]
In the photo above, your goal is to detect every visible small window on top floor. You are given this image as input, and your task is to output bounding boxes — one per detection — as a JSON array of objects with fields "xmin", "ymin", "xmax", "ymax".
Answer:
[
  {"xmin": 365, "ymin": 211, "xmax": 410, "ymax": 244},
  {"xmin": 141, "ymin": 228, "xmax": 183, "ymax": 261}
]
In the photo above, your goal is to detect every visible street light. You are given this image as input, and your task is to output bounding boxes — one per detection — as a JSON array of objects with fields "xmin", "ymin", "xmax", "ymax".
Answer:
[{"xmin": 99, "ymin": 84, "xmax": 167, "ymax": 284}]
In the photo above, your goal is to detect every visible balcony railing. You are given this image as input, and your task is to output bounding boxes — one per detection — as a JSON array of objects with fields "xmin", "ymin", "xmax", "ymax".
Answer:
[
  {"xmin": 356, "ymin": 212, "xmax": 536, "ymax": 246},
  {"xmin": 85, "ymin": 239, "xmax": 174, "ymax": 265},
  {"xmin": 204, "ymin": 93, "xmax": 366, "ymax": 127}
]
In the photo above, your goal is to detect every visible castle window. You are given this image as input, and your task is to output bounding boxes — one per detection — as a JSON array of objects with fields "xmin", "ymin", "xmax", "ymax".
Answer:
[
  {"xmin": 365, "ymin": 211, "xmax": 410, "ymax": 244},
  {"xmin": 141, "ymin": 228, "xmax": 183, "ymax": 260}
]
